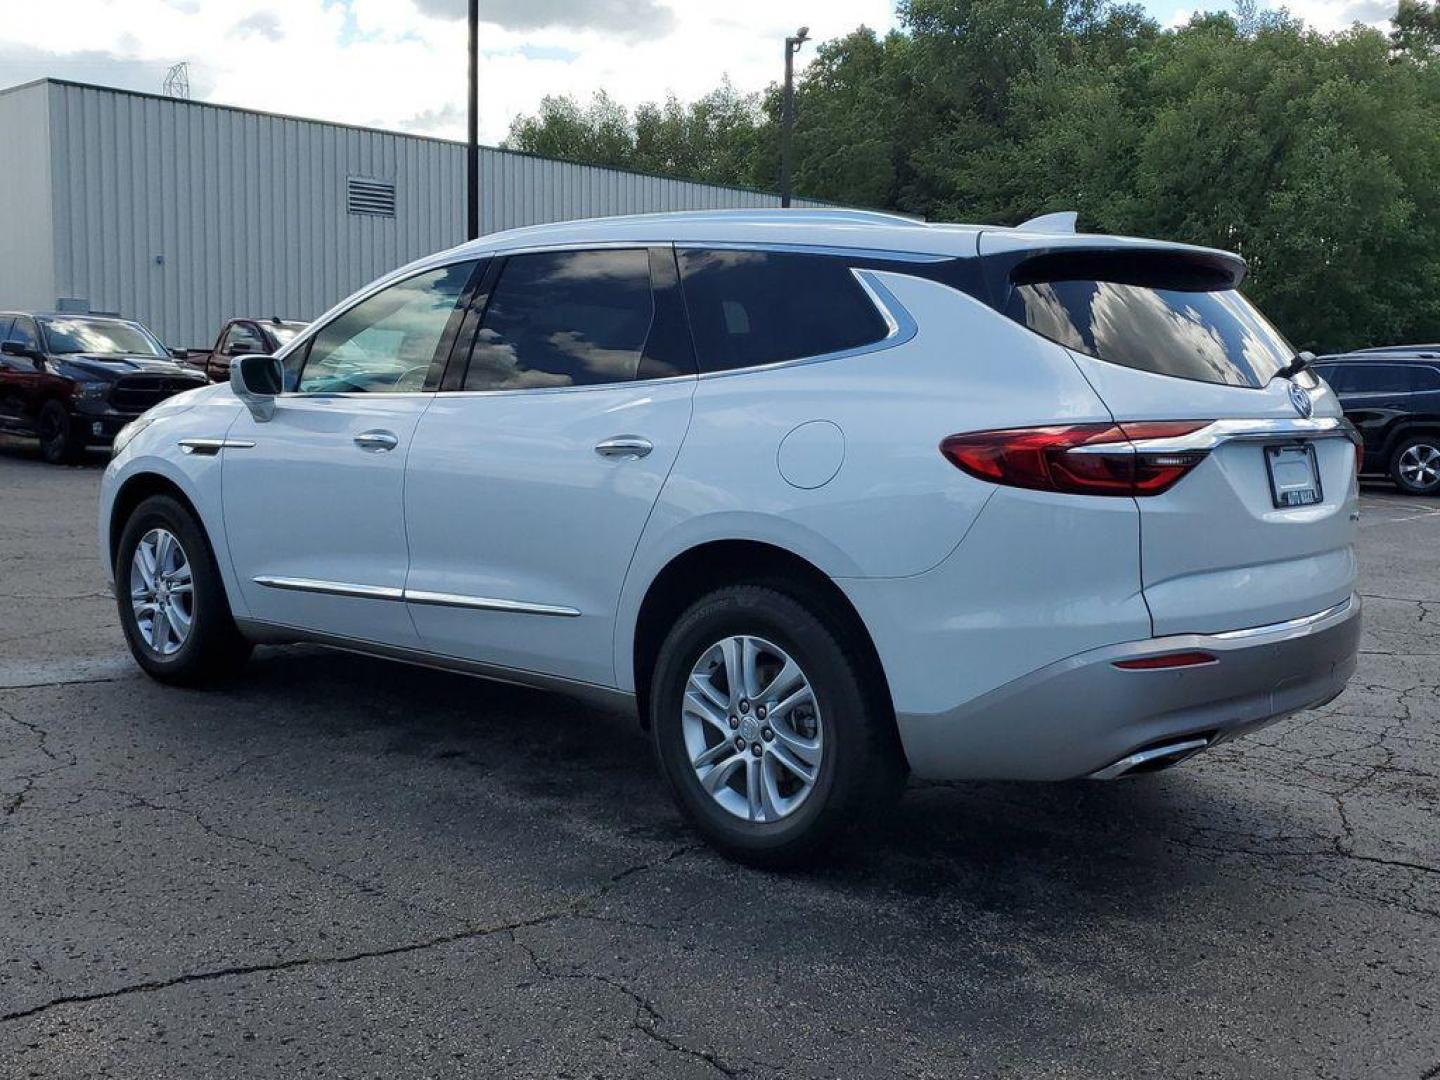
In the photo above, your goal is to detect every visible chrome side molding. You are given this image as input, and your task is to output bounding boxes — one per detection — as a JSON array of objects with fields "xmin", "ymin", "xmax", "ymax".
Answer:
[
  {"xmin": 403, "ymin": 589, "xmax": 580, "ymax": 618},
  {"xmin": 253, "ymin": 576, "xmax": 404, "ymax": 601},
  {"xmin": 253, "ymin": 576, "xmax": 580, "ymax": 617},
  {"xmin": 1121, "ymin": 416, "xmax": 1352, "ymax": 454}
]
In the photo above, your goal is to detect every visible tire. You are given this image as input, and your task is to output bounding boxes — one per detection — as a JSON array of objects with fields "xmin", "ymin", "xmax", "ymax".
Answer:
[
  {"xmin": 114, "ymin": 494, "xmax": 252, "ymax": 685},
  {"xmin": 38, "ymin": 400, "xmax": 84, "ymax": 465},
  {"xmin": 650, "ymin": 584, "xmax": 906, "ymax": 866},
  {"xmin": 1388, "ymin": 435, "xmax": 1440, "ymax": 495}
]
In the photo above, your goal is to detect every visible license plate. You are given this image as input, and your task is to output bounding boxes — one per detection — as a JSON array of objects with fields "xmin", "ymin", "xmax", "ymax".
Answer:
[{"xmin": 1266, "ymin": 443, "xmax": 1322, "ymax": 508}]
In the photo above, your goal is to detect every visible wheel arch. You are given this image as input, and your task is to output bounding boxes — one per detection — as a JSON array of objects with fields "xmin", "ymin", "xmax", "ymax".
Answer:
[
  {"xmin": 108, "ymin": 471, "xmax": 208, "ymax": 570},
  {"xmin": 628, "ymin": 538, "xmax": 895, "ymax": 733}
]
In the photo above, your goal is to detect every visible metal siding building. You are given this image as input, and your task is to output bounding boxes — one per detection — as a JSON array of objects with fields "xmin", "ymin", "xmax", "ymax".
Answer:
[{"xmin": 0, "ymin": 79, "xmax": 824, "ymax": 347}]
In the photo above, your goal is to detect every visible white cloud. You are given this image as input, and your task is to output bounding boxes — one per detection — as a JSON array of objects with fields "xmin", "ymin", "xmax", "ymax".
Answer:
[{"xmin": 0, "ymin": 0, "xmax": 897, "ymax": 144}]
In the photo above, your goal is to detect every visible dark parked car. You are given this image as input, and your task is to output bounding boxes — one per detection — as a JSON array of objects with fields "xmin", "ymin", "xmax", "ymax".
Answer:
[
  {"xmin": 1312, "ymin": 351, "xmax": 1440, "ymax": 495},
  {"xmin": 0, "ymin": 312, "xmax": 205, "ymax": 464},
  {"xmin": 200, "ymin": 317, "xmax": 307, "ymax": 383}
]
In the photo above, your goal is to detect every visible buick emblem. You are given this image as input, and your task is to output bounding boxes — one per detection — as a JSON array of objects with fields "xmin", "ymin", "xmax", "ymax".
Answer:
[{"xmin": 1288, "ymin": 381, "xmax": 1313, "ymax": 419}]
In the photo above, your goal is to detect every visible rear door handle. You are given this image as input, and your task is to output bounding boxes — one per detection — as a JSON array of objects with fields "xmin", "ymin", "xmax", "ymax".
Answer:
[
  {"xmin": 595, "ymin": 436, "xmax": 653, "ymax": 459},
  {"xmin": 354, "ymin": 430, "xmax": 399, "ymax": 452}
]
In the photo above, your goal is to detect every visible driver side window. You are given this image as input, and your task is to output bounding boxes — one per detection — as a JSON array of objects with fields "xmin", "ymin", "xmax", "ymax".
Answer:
[{"xmin": 298, "ymin": 261, "xmax": 477, "ymax": 394}]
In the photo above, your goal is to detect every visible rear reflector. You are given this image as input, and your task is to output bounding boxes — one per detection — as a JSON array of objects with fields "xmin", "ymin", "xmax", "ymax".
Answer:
[
  {"xmin": 939, "ymin": 421, "xmax": 1212, "ymax": 497},
  {"xmin": 1112, "ymin": 651, "xmax": 1217, "ymax": 670}
]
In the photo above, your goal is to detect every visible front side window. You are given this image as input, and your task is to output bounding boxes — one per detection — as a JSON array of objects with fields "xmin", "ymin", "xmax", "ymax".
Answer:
[
  {"xmin": 677, "ymin": 249, "xmax": 890, "ymax": 374},
  {"xmin": 1003, "ymin": 255, "xmax": 1293, "ymax": 389},
  {"xmin": 463, "ymin": 248, "xmax": 655, "ymax": 391},
  {"xmin": 298, "ymin": 262, "xmax": 476, "ymax": 393}
]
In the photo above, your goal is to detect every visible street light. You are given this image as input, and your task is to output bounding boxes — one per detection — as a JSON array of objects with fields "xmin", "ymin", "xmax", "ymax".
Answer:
[
  {"xmin": 780, "ymin": 25, "xmax": 809, "ymax": 209},
  {"xmin": 467, "ymin": 0, "xmax": 480, "ymax": 240}
]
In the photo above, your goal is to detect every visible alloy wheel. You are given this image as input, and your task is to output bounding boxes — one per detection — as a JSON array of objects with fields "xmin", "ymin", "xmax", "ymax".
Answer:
[
  {"xmin": 681, "ymin": 635, "xmax": 824, "ymax": 823},
  {"xmin": 1399, "ymin": 442, "xmax": 1440, "ymax": 490},
  {"xmin": 129, "ymin": 528, "xmax": 194, "ymax": 656}
]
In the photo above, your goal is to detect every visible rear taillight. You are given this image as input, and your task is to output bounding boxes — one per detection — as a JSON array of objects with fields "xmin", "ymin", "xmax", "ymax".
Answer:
[{"xmin": 939, "ymin": 422, "xmax": 1212, "ymax": 497}]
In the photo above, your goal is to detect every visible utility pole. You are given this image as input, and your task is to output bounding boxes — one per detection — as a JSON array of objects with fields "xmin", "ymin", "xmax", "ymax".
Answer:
[
  {"xmin": 780, "ymin": 26, "xmax": 809, "ymax": 209},
  {"xmin": 466, "ymin": 0, "xmax": 480, "ymax": 240}
]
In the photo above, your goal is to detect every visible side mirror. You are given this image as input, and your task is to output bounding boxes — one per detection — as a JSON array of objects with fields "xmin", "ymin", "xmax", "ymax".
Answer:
[
  {"xmin": 1, "ymin": 340, "xmax": 34, "ymax": 359},
  {"xmin": 169, "ymin": 347, "xmax": 188, "ymax": 361},
  {"xmin": 231, "ymin": 353, "xmax": 283, "ymax": 422}
]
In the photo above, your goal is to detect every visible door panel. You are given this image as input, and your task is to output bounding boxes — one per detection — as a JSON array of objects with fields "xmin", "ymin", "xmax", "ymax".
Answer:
[
  {"xmin": 223, "ymin": 394, "xmax": 432, "ymax": 645},
  {"xmin": 221, "ymin": 259, "xmax": 481, "ymax": 646},
  {"xmin": 403, "ymin": 245, "xmax": 697, "ymax": 685},
  {"xmin": 403, "ymin": 381, "xmax": 693, "ymax": 683}
]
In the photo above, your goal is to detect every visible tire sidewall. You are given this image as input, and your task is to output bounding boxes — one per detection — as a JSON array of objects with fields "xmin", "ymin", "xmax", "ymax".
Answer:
[
  {"xmin": 1391, "ymin": 436, "xmax": 1440, "ymax": 495},
  {"xmin": 650, "ymin": 586, "xmax": 872, "ymax": 859},
  {"xmin": 39, "ymin": 401, "xmax": 79, "ymax": 465},
  {"xmin": 115, "ymin": 495, "xmax": 226, "ymax": 680}
]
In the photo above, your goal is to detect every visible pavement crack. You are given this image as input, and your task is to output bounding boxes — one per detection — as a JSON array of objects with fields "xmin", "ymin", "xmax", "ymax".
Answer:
[
  {"xmin": 0, "ymin": 841, "xmax": 699, "ymax": 1027},
  {"xmin": 0, "ymin": 703, "xmax": 78, "ymax": 818}
]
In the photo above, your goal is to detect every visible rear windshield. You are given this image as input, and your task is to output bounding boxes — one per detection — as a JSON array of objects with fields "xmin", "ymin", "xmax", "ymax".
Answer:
[{"xmin": 1002, "ymin": 256, "xmax": 1292, "ymax": 389}]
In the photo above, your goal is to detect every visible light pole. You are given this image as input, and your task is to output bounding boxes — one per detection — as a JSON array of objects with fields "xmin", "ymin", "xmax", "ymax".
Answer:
[
  {"xmin": 780, "ymin": 25, "xmax": 809, "ymax": 209},
  {"xmin": 466, "ymin": 0, "xmax": 480, "ymax": 240}
]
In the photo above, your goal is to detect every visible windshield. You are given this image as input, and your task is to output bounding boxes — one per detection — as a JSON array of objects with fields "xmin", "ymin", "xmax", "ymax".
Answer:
[{"xmin": 40, "ymin": 317, "xmax": 167, "ymax": 358}]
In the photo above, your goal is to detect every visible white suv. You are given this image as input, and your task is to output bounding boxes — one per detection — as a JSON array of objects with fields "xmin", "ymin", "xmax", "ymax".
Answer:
[{"xmin": 100, "ymin": 209, "xmax": 1362, "ymax": 862}]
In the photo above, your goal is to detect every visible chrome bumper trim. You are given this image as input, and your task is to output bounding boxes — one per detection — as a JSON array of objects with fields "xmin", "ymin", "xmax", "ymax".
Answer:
[{"xmin": 1211, "ymin": 596, "xmax": 1354, "ymax": 640}]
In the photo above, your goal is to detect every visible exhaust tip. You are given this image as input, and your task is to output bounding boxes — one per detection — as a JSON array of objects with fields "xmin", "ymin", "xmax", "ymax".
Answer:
[{"xmin": 1088, "ymin": 735, "xmax": 1212, "ymax": 780}]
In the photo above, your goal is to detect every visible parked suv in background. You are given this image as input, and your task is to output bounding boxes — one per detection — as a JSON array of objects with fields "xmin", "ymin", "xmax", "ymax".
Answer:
[
  {"xmin": 1312, "ymin": 351, "xmax": 1440, "ymax": 494},
  {"xmin": 99, "ymin": 209, "xmax": 1362, "ymax": 862},
  {"xmin": 199, "ymin": 317, "xmax": 307, "ymax": 383},
  {"xmin": 0, "ymin": 312, "xmax": 205, "ymax": 464}
]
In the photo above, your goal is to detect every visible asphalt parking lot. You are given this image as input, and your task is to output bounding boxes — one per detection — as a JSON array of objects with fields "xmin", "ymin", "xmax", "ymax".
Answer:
[{"xmin": 1, "ymin": 439, "xmax": 1436, "ymax": 1080}]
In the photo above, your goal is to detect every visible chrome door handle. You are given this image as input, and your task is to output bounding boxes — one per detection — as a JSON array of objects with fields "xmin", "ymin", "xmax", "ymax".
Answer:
[
  {"xmin": 594, "ymin": 436, "xmax": 653, "ymax": 459},
  {"xmin": 354, "ymin": 430, "xmax": 399, "ymax": 452}
]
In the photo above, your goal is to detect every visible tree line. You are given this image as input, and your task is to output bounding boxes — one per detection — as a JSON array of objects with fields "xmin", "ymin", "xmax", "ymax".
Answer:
[{"xmin": 504, "ymin": 0, "xmax": 1440, "ymax": 352}]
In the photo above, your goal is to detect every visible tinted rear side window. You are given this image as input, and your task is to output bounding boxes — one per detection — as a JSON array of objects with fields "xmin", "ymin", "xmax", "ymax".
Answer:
[
  {"xmin": 678, "ymin": 249, "xmax": 889, "ymax": 373},
  {"xmin": 1334, "ymin": 363, "xmax": 1440, "ymax": 393},
  {"xmin": 1003, "ymin": 257, "xmax": 1293, "ymax": 389},
  {"xmin": 464, "ymin": 248, "xmax": 654, "ymax": 390}
]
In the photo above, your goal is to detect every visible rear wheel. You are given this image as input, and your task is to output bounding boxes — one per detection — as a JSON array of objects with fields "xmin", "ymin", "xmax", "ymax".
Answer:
[
  {"xmin": 115, "ymin": 495, "xmax": 252, "ymax": 684},
  {"xmin": 1389, "ymin": 435, "xmax": 1440, "ymax": 495},
  {"xmin": 38, "ymin": 400, "xmax": 83, "ymax": 465},
  {"xmin": 650, "ymin": 584, "xmax": 905, "ymax": 865}
]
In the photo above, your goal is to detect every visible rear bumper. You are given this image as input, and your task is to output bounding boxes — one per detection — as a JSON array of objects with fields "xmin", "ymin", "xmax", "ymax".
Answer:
[{"xmin": 896, "ymin": 594, "xmax": 1361, "ymax": 781}]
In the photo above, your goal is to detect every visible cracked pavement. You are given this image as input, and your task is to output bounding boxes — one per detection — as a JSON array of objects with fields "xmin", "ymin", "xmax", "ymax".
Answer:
[{"xmin": 0, "ymin": 439, "xmax": 1436, "ymax": 1078}]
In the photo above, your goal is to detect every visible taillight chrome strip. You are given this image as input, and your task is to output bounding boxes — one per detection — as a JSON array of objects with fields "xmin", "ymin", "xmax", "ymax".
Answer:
[{"xmin": 1068, "ymin": 416, "xmax": 1351, "ymax": 455}]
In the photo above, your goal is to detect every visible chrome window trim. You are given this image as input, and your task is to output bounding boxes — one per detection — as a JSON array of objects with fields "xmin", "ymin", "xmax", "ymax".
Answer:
[{"xmin": 252, "ymin": 576, "xmax": 581, "ymax": 616}]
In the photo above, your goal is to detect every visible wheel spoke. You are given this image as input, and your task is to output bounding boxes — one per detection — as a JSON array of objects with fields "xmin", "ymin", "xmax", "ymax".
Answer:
[
  {"xmin": 168, "ymin": 562, "xmax": 192, "ymax": 585},
  {"xmin": 165, "ymin": 598, "xmax": 192, "ymax": 636},
  {"xmin": 153, "ymin": 530, "xmax": 175, "ymax": 574},
  {"xmin": 700, "ymin": 754, "xmax": 744, "ymax": 796},
  {"xmin": 759, "ymin": 757, "xmax": 786, "ymax": 821},
  {"xmin": 135, "ymin": 541, "xmax": 157, "ymax": 590},
  {"xmin": 683, "ymin": 685, "xmax": 731, "ymax": 736},
  {"xmin": 687, "ymin": 668, "xmax": 729, "ymax": 713},
  {"xmin": 768, "ymin": 739, "xmax": 818, "ymax": 784},
  {"xmin": 168, "ymin": 582, "xmax": 193, "ymax": 597},
  {"xmin": 771, "ymin": 682, "xmax": 815, "ymax": 723},
  {"xmin": 151, "ymin": 604, "xmax": 171, "ymax": 652},
  {"xmin": 691, "ymin": 741, "xmax": 733, "ymax": 770},
  {"xmin": 756, "ymin": 656, "xmax": 804, "ymax": 705},
  {"xmin": 740, "ymin": 636, "xmax": 763, "ymax": 700},
  {"xmin": 745, "ymin": 756, "xmax": 764, "ymax": 821}
]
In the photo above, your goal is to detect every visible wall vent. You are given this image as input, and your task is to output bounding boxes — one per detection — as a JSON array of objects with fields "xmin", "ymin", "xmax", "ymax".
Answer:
[{"xmin": 347, "ymin": 177, "xmax": 396, "ymax": 217}]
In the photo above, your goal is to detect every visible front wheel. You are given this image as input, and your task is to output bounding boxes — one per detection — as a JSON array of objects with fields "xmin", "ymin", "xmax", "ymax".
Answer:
[
  {"xmin": 38, "ymin": 400, "xmax": 84, "ymax": 465},
  {"xmin": 1390, "ymin": 435, "xmax": 1440, "ymax": 495},
  {"xmin": 650, "ymin": 584, "xmax": 905, "ymax": 865},
  {"xmin": 115, "ymin": 494, "xmax": 252, "ymax": 684}
]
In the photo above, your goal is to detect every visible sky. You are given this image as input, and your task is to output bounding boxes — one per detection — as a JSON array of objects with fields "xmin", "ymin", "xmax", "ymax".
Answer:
[{"xmin": 0, "ymin": 0, "xmax": 1399, "ymax": 146}]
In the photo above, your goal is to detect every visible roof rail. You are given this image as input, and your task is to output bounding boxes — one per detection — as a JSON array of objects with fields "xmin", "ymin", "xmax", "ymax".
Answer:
[{"xmin": 1016, "ymin": 211, "xmax": 1078, "ymax": 234}]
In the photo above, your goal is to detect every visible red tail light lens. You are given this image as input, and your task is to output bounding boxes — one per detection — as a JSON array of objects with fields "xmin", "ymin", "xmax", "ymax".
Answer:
[{"xmin": 939, "ymin": 421, "xmax": 1212, "ymax": 497}]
